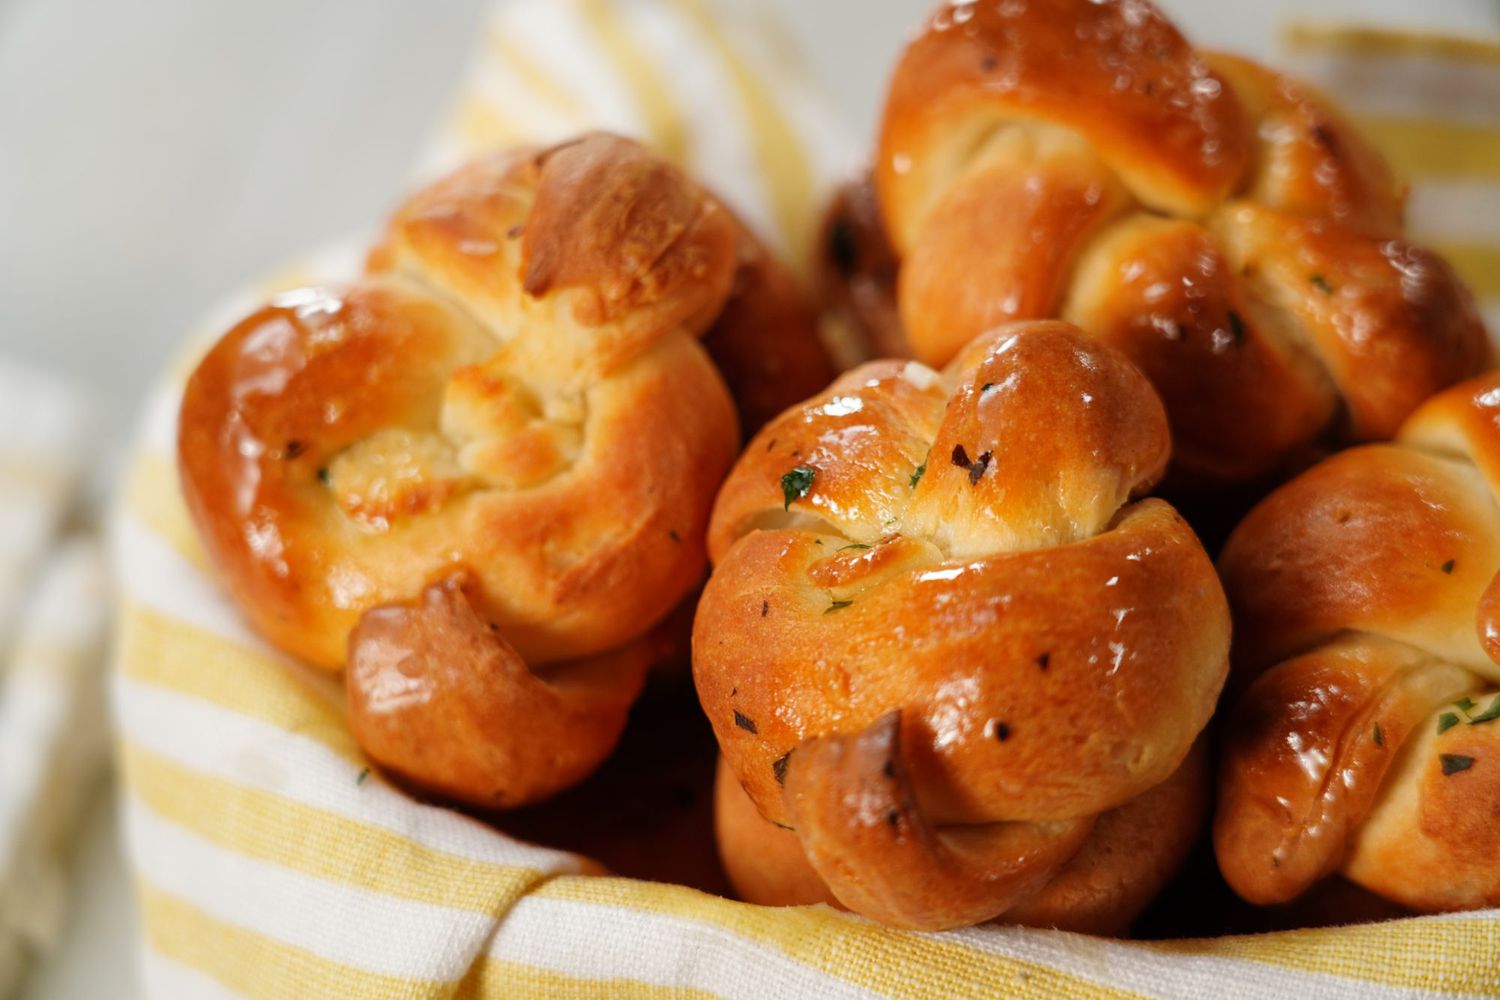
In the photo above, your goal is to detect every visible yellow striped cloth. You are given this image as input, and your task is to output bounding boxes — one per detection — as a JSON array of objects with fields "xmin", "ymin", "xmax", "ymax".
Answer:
[
  {"xmin": 112, "ymin": 6, "xmax": 1500, "ymax": 998},
  {"xmin": 0, "ymin": 360, "xmax": 109, "ymax": 992}
]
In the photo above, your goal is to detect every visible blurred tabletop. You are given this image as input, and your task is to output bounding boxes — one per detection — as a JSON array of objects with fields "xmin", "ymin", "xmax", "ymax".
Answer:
[{"xmin": 2, "ymin": 0, "xmax": 1495, "ymax": 997}]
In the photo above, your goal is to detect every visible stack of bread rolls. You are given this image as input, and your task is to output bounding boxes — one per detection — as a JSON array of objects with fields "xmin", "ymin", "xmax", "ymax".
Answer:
[{"xmin": 177, "ymin": 0, "xmax": 1494, "ymax": 939}]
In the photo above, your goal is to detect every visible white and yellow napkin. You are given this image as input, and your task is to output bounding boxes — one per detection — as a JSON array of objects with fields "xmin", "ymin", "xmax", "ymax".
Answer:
[{"xmin": 0, "ymin": 360, "xmax": 109, "ymax": 995}]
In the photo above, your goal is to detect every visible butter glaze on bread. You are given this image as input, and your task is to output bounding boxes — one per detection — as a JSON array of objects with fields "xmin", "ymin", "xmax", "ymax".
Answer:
[
  {"xmin": 1217, "ymin": 373, "xmax": 1500, "ymax": 911},
  {"xmin": 179, "ymin": 133, "xmax": 826, "ymax": 808},
  {"xmin": 694, "ymin": 321, "xmax": 1229, "ymax": 930},
  {"xmin": 863, "ymin": 0, "xmax": 1488, "ymax": 488},
  {"xmin": 715, "ymin": 738, "xmax": 1209, "ymax": 935}
]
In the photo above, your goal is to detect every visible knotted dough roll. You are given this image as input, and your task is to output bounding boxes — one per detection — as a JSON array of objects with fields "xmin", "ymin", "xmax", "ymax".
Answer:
[
  {"xmin": 1217, "ymin": 373, "xmax": 1500, "ymax": 913},
  {"xmin": 694, "ymin": 320, "xmax": 1229, "ymax": 930},
  {"xmin": 848, "ymin": 0, "xmax": 1489, "ymax": 487},
  {"xmin": 178, "ymin": 132, "xmax": 827, "ymax": 808}
]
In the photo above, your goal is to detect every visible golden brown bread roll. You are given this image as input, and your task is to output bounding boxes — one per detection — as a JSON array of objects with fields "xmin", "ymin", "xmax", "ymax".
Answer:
[
  {"xmin": 866, "ymin": 0, "xmax": 1489, "ymax": 488},
  {"xmin": 1216, "ymin": 373, "xmax": 1500, "ymax": 912},
  {"xmin": 693, "ymin": 320, "xmax": 1229, "ymax": 930},
  {"xmin": 179, "ymin": 132, "xmax": 827, "ymax": 808},
  {"xmin": 715, "ymin": 738, "xmax": 1209, "ymax": 936}
]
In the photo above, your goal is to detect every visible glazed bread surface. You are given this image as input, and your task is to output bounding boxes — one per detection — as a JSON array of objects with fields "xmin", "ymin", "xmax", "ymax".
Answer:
[
  {"xmin": 178, "ymin": 133, "xmax": 828, "ymax": 808},
  {"xmin": 867, "ymin": 0, "xmax": 1489, "ymax": 487},
  {"xmin": 1217, "ymin": 373, "xmax": 1500, "ymax": 912},
  {"xmin": 694, "ymin": 320, "xmax": 1230, "ymax": 930}
]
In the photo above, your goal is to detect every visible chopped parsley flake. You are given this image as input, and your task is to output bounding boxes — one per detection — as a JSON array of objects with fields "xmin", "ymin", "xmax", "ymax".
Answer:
[
  {"xmin": 825, "ymin": 599, "xmax": 853, "ymax": 614},
  {"xmin": 1440, "ymin": 694, "xmax": 1500, "ymax": 734},
  {"xmin": 733, "ymin": 711, "xmax": 758, "ymax": 734},
  {"xmin": 1441, "ymin": 753, "xmax": 1475, "ymax": 776},
  {"xmin": 1469, "ymin": 694, "xmax": 1500, "ymax": 725},
  {"xmin": 1373, "ymin": 722, "xmax": 1384, "ymax": 747},
  {"xmin": 968, "ymin": 451, "xmax": 992, "ymax": 484},
  {"xmin": 1310, "ymin": 274, "xmax": 1333, "ymax": 294},
  {"xmin": 780, "ymin": 466, "xmax": 816, "ymax": 510},
  {"xmin": 1442, "ymin": 559, "xmax": 1456, "ymax": 574},
  {"xmin": 950, "ymin": 444, "xmax": 992, "ymax": 484},
  {"xmin": 909, "ymin": 462, "xmax": 927, "ymax": 488}
]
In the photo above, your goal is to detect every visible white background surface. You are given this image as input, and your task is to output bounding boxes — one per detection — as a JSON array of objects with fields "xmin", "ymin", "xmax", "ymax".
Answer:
[{"xmin": 3, "ymin": 1, "xmax": 1496, "ymax": 997}]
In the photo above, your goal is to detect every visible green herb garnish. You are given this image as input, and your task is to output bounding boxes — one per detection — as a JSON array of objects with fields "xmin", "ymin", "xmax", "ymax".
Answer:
[
  {"xmin": 1373, "ymin": 722, "xmax": 1384, "ymax": 747},
  {"xmin": 1442, "ymin": 559, "xmax": 1456, "ymax": 574},
  {"xmin": 1310, "ymin": 274, "xmax": 1333, "ymax": 294},
  {"xmin": 356, "ymin": 768, "xmax": 370, "ymax": 786},
  {"xmin": 1458, "ymin": 696, "xmax": 1478, "ymax": 716},
  {"xmin": 825, "ymin": 599, "xmax": 853, "ymax": 614},
  {"xmin": 773, "ymin": 752, "xmax": 791, "ymax": 786},
  {"xmin": 909, "ymin": 462, "xmax": 927, "ymax": 488},
  {"xmin": 780, "ymin": 466, "xmax": 816, "ymax": 510},
  {"xmin": 1468, "ymin": 694, "xmax": 1500, "ymax": 725},
  {"xmin": 1441, "ymin": 753, "xmax": 1475, "ymax": 776},
  {"xmin": 1438, "ymin": 712, "xmax": 1461, "ymax": 734},
  {"xmin": 668, "ymin": 529, "xmax": 681, "ymax": 544},
  {"xmin": 839, "ymin": 543, "xmax": 872, "ymax": 551},
  {"xmin": 733, "ymin": 711, "xmax": 759, "ymax": 734}
]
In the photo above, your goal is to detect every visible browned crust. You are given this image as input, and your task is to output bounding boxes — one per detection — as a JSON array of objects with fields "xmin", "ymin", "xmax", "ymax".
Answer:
[
  {"xmin": 1216, "ymin": 373, "xmax": 1500, "ymax": 912},
  {"xmin": 180, "ymin": 133, "xmax": 832, "ymax": 807},
  {"xmin": 346, "ymin": 576, "xmax": 649, "ymax": 808},
  {"xmin": 715, "ymin": 737, "xmax": 1209, "ymax": 936},
  {"xmin": 695, "ymin": 321, "xmax": 1228, "ymax": 930},
  {"xmin": 877, "ymin": 0, "xmax": 1248, "ymax": 241},
  {"xmin": 1064, "ymin": 216, "xmax": 1336, "ymax": 486},
  {"xmin": 1205, "ymin": 51, "xmax": 1404, "ymax": 238},
  {"xmin": 898, "ymin": 145, "xmax": 1131, "ymax": 366},
  {"xmin": 860, "ymin": 0, "xmax": 1487, "ymax": 492},
  {"xmin": 700, "ymin": 221, "xmax": 837, "ymax": 434}
]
